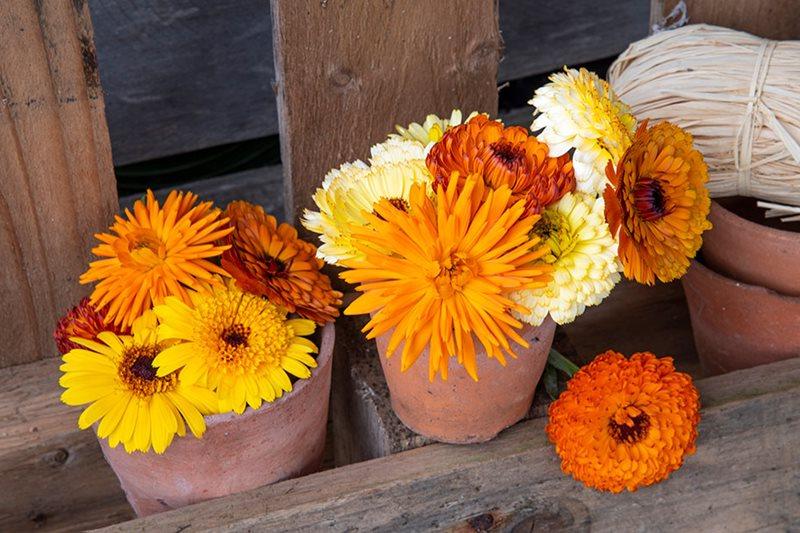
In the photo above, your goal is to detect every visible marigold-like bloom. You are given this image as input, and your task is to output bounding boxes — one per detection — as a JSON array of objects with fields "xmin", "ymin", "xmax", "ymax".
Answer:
[
  {"xmin": 80, "ymin": 190, "xmax": 232, "ymax": 328},
  {"xmin": 302, "ymin": 160, "xmax": 432, "ymax": 265},
  {"xmin": 54, "ymin": 297, "xmax": 127, "ymax": 354},
  {"xmin": 222, "ymin": 201, "xmax": 341, "ymax": 325},
  {"xmin": 511, "ymin": 193, "xmax": 620, "ymax": 325},
  {"xmin": 604, "ymin": 121, "xmax": 712, "ymax": 284},
  {"xmin": 59, "ymin": 311, "xmax": 218, "ymax": 454},
  {"xmin": 547, "ymin": 351, "xmax": 700, "ymax": 493},
  {"xmin": 341, "ymin": 175, "xmax": 552, "ymax": 381},
  {"xmin": 391, "ymin": 109, "xmax": 477, "ymax": 146},
  {"xmin": 426, "ymin": 115, "xmax": 575, "ymax": 215},
  {"xmin": 531, "ymin": 68, "xmax": 636, "ymax": 194},
  {"xmin": 153, "ymin": 280, "xmax": 318, "ymax": 414}
]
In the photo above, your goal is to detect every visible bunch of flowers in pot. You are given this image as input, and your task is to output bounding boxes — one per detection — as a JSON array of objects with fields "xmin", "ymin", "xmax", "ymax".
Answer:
[
  {"xmin": 303, "ymin": 68, "xmax": 712, "ymax": 444},
  {"xmin": 55, "ymin": 192, "xmax": 341, "ymax": 516}
]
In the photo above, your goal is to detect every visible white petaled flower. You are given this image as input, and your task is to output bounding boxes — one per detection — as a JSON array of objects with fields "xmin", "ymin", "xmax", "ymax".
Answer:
[
  {"xmin": 369, "ymin": 137, "xmax": 426, "ymax": 166},
  {"xmin": 530, "ymin": 68, "xmax": 636, "ymax": 195},
  {"xmin": 511, "ymin": 192, "xmax": 620, "ymax": 325},
  {"xmin": 301, "ymin": 160, "xmax": 432, "ymax": 265},
  {"xmin": 390, "ymin": 109, "xmax": 486, "ymax": 147}
]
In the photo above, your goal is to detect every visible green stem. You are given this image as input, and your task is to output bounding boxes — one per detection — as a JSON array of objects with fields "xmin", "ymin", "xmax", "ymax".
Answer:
[{"xmin": 547, "ymin": 348, "xmax": 580, "ymax": 377}]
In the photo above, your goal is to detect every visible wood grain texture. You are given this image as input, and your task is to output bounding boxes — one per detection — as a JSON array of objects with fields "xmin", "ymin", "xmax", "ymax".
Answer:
[
  {"xmin": 271, "ymin": 0, "xmax": 501, "ymax": 224},
  {"xmin": 0, "ymin": 0, "xmax": 118, "ymax": 368},
  {"xmin": 651, "ymin": 0, "xmax": 800, "ymax": 39},
  {"xmin": 100, "ymin": 357, "xmax": 800, "ymax": 532}
]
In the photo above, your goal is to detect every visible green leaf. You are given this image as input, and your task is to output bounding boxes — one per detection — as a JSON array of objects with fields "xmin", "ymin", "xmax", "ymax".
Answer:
[
  {"xmin": 543, "ymin": 364, "xmax": 559, "ymax": 400},
  {"xmin": 548, "ymin": 348, "xmax": 580, "ymax": 377}
]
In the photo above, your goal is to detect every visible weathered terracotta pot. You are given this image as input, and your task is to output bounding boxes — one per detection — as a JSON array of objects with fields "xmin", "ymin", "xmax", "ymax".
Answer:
[
  {"xmin": 703, "ymin": 199, "xmax": 800, "ymax": 297},
  {"xmin": 682, "ymin": 260, "xmax": 800, "ymax": 376},
  {"xmin": 377, "ymin": 316, "xmax": 556, "ymax": 444},
  {"xmin": 99, "ymin": 323, "xmax": 335, "ymax": 517}
]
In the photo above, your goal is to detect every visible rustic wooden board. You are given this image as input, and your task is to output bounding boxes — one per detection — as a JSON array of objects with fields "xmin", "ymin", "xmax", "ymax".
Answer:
[
  {"xmin": 99, "ymin": 357, "xmax": 800, "ymax": 531},
  {"xmin": 652, "ymin": 0, "xmax": 800, "ymax": 39},
  {"xmin": 271, "ymin": 0, "xmax": 502, "ymax": 224},
  {"xmin": 89, "ymin": 0, "xmax": 650, "ymax": 165},
  {"xmin": 0, "ymin": 0, "xmax": 118, "ymax": 368}
]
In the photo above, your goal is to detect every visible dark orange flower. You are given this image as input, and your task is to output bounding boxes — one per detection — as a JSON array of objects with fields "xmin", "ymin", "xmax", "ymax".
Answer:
[
  {"xmin": 54, "ymin": 297, "xmax": 126, "ymax": 354},
  {"xmin": 547, "ymin": 351, "xmax": 700, "ymax": 493},
  {"xmin": 604, "ymin": 121, "xmax": 711, "ymax": 284},
  {"xmin": 426, "ymin": 115, "xmax": 575, "ymax": 214},
  {"xmin": 222, "ymin": 201, "xmax": 342, "ymax": 325}
]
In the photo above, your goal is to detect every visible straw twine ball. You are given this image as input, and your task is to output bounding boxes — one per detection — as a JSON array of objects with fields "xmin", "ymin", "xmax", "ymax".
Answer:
[{"xmin": 609, "ymin": 24, "xmax": 800, "ymax": 208}]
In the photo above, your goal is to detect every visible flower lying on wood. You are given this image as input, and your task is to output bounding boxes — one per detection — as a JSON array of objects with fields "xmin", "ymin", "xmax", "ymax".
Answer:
[
  {"xmin": 54, "ymin": 297, "xmax": 127, "ymax": 355},
  {"xmin": 80, "ymin": 190, "xmax": 232, "ymax": 328},
  {"xmin": 153, "ymin": 280, "xmax": 318, "ymax": 415},
  {"xmin": 604, "ymin": 121, "xmax": 712, "ymax": 284},
  {"xmin": 391, "ymin": 109, "xmax": 475, "ymax": 146},
  {"xmin": 59, "ymin": 310, "xmax": 217, "ymax": 454},
  {"xmin": 341, "ymin": 175, "xmax": 551, "ymax": 381},
  {"xmin": 531, "ymin": 68, "xmax": 636, "ymax": 194},
  {"xmin": 222, "ymin": 201, "xmax": 342, "ymax": 325},
  {"xmin": 546, "ymin": 350, "xmax": 700, "ymax": 492}
]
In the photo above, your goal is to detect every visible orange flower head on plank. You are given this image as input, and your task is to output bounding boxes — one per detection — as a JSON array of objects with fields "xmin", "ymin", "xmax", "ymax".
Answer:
[
  {"xmin": 222, "ymin": 201, "xmax": 342, "ymax": 325},
  {"xmin": 547, "ymin": 351, "xmax": 700, "ymax": 493},
  {"xmin": 604, "ymin": 121, "xmax": 711, "ymax": 284},
  {"xmin": 341, "ymin": 174, "xmax": 552, "ymax": 381},
  {"xmin": 80, "ymin": 190, "xmax": 233, "ymax": 328},
  {"xmin": 54, "ymin": 297, "xmax": 127, "ymax": 355},
  {"xmin": 426, "ymin": 115, "xmax": 575, "ymax": 215}
]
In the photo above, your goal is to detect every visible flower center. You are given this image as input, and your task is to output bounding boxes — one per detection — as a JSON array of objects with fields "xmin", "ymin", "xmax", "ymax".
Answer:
[
  {"xmin": 608, "ymin": 405, "xmax": 651, "ymax": 444},
  {"xmin": 373, "ymin": 197, "xmax": 410, "ymax": 220},
  {"xmin": 633, "ymin": 178, "xmax": 670, "ymax": 221},
  {"xmin": 434, "ymin": 254, "xmax": 474, "ymax": 298},
  {"xmin": 118, "ymin": 228, "xmax": 165, "ymax": 268},
  {"xmin": 262, "ymin": 255, "xmax": 287, "ymax": 277},
  {"xmin": 532, "ymin": 210, "xmax": 571, "ymax": 259},
  {"xmin": 119, "ymin": 345, "xmax": 176, "ymax": 397},
  {"xmin": 489, "ymin": 140, "xmax": 525, "ymax": 168},
  {"xmin": 221, "ymin": 323, "xmax": 251, "ymax": 348}
]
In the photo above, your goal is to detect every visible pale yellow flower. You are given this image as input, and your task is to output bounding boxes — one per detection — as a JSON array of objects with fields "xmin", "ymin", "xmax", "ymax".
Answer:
[
  {"xmin": 511, "ymin": 192, "xmax": 620, "ymax": 325},
  {"xmin": 391, "ymin": 109, "xmax": 483, "ymax": 146},
  {"xmin": 530, "ymin": 68, "xmax": 636, "ymax": 194},
  {"xmin": 369, "ymin": 137, "xmax": 426, "ymax": 166}
]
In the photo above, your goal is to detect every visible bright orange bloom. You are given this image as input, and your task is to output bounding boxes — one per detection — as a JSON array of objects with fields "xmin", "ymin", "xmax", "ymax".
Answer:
[
  {"xmin": 341, "ymin": 175, "xmax": 551, "ymax": 381},
  {"xmin": 547, "ymin": 351, "xmax": 700, "ymax": 493},
  {"xmin": 604, "ymin": 121, "xmax": 711, "ymax": 284},
  {"xmin": 54, "ymin": 297, "xmax": 126, "ymax": 354},
  {"xmin": 80, "ymin": 190, "xmax": 232, "ymax": 328},
  {"xmin": 222, "ymin": 201, "xmax": 342, "ymax": 325},
  {"xmin": 426, "ymin": 115, "xmax": 575, "ymax": 214}
]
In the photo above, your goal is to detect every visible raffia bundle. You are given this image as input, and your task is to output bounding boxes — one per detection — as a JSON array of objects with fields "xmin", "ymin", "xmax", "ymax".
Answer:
[{"xmin": 608, "ymin": 24, "xmax": 800, "ymax": 208}]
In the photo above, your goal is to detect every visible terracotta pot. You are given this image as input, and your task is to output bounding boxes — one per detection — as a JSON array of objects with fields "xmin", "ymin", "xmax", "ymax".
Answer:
[
  {"xmin": 682, "ymin": 260, "xmax": 800, "ymax": 376},
  {"xmin": 703, "ymin": 200, "xmax": 800, "ymax": 297},
  {"xmin": 377, "ymin": 316, "xmax": 556, "ymax": 444},
  {"xmin": 99, "ymin": 323, "xmax": 335, "ymax": 517}
]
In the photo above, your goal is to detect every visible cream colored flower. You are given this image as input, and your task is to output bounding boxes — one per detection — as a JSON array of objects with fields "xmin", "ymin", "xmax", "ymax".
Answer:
[
  {"xmin": 530, "ymin": 68, "xmax": 636, "ymax": 194},
  {"xmin": 391, "ymin": 109, "xmax": 484, "ymax": 146},
  {"xmin": 301, "ymin": 160, "xmax": 432, "ymax": 265},
  {"xmin": 369, "ymin": 137, "xmax": 426, "ymax": 166},
  {"xmin": 511, "ymin": 192, "xmax": 620, "ymax": 325}
]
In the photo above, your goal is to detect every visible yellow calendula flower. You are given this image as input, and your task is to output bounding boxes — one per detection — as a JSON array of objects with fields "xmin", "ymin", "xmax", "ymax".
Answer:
[
  {"xmin": 153, "ymin": 280, "xmax": 318, "ymax": 414},
  {"xmin": 59, "ymin": 310, "xmax": 217, "ymax": 454},
  {"xmin": 530, "ymin": 68, "xmax": 636, "ymax": 194},
  {"xmin": 301, "ymin": 160, "xmax": 433, "ymax": 265},
  {"xmin": 391, "ymin": 109, "xmax": 467, "ymax": 145},
  {"xmin": 368, "ymin": 137, "xmax": 427, "ymax": 166},
  {"xmin": 511, "ymin": 192, "xmax": 620, "ymax": 325}
]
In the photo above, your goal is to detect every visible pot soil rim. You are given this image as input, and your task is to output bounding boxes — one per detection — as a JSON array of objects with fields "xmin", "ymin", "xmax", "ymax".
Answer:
[
  {"xmin": 711, "ymin": 199, "xmax": 799, "ymax": 242},
  {"xmin": 687, "ymin": 259, "xmax": 800, "ymax": 304}
]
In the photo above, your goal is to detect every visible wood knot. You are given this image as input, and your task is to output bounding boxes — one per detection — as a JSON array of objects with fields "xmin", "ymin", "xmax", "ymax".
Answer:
[
  {"xmin": 43, "ymin": 447, "xmax": 70, "ymax": 467},
  {"xmin": 467, "ymin": 40, "xmax": 500, "ymax": 72},
  {"xmin": 329, "ymin": 67, "xmax": 357, "ymax": 91},
  {"xmin": 467, "ymin": 512, "xmax": 495, "ymax": 531}
]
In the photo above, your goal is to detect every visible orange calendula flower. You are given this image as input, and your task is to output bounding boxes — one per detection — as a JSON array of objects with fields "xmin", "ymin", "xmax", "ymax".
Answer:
[
  {"xmin": 222, "ymin": 201, "xmax": 342, "ymax": 325},
  {"xmin": 426, "ymin": 115, "xmax": 575, "ymax": 214},
  {"xmin": 547, "ymin": 351, "xmax": 700, "ymax": 493},
  {"xmin": 54, "ymin": 297, "xmax": 127, "ymax": 355},
  {"xmin": 604, "ymin": 121, "xmax": 711, "ymax": 284},
  {"xmin": 341, "ymin": 174, "xmax": 551, "ymax": 381},
  {"xmin": 80, "ymin": 190, "xmax": 233, "ymax": 328}
]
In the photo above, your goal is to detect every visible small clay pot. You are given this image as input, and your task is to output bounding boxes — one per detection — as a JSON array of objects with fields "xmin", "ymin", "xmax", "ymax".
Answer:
[
  {"xmin": 377, "ymin": 317, "xmax": 556, "ymax": 444},
  {"xmin": 99, "ymin": 323, "xmax": 335, "ymax": 517},
  {"xmin": 703, "ymin": 200, "xmax": 800, "ymax": 297},
  {"xmin": 682, "ymin": 260, "xmax": 800, "ymax": 376}
]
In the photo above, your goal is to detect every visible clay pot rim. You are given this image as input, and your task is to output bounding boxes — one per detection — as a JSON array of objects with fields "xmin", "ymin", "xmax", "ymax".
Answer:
[
  {"xmin": 711, "ymin": 199, "xmax": 799, "ymax": 242},
  {"xmin": 205, "ymin": 321, "xmax": 335, "ymax": 426},
  {"xmin": 688, "ymin": 259, "xmax": 800, "ymax": 303}
]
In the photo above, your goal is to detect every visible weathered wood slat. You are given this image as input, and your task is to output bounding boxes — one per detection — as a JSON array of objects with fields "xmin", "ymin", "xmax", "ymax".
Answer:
[
  {"xmin": 651, "ymin": 0, "xmax": 800, "ymax": 39},
  {"xmin": 99, "ymin": 357, "xmax": 800, "ymax": 532},
  {"xmin": 0, "ymin": 0, "xmax": 118, "ymax": 368},
  {"xmin": 89, "ymin": 0, "xmax": 650, "ymax": 165}
]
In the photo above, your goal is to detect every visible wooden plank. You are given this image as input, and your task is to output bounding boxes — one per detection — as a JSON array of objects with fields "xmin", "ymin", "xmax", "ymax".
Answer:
[
  {"xmin": 651, "ymin": 0, "xmax": 800, "ymax": 39},
  {"xmin": 271, "ymin": 0, "xmax": 501, "ymax": 225},
  {"xmin": 499, "ymin": 0, "xmax": 649, "ymax": 81},
  {"xmin": 99, "ymin": 357, "xmax": 800, "ymax": 531},
  {"xmin": 0, "ymin": 0, "xmax": 118, "ymax": 368}
]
